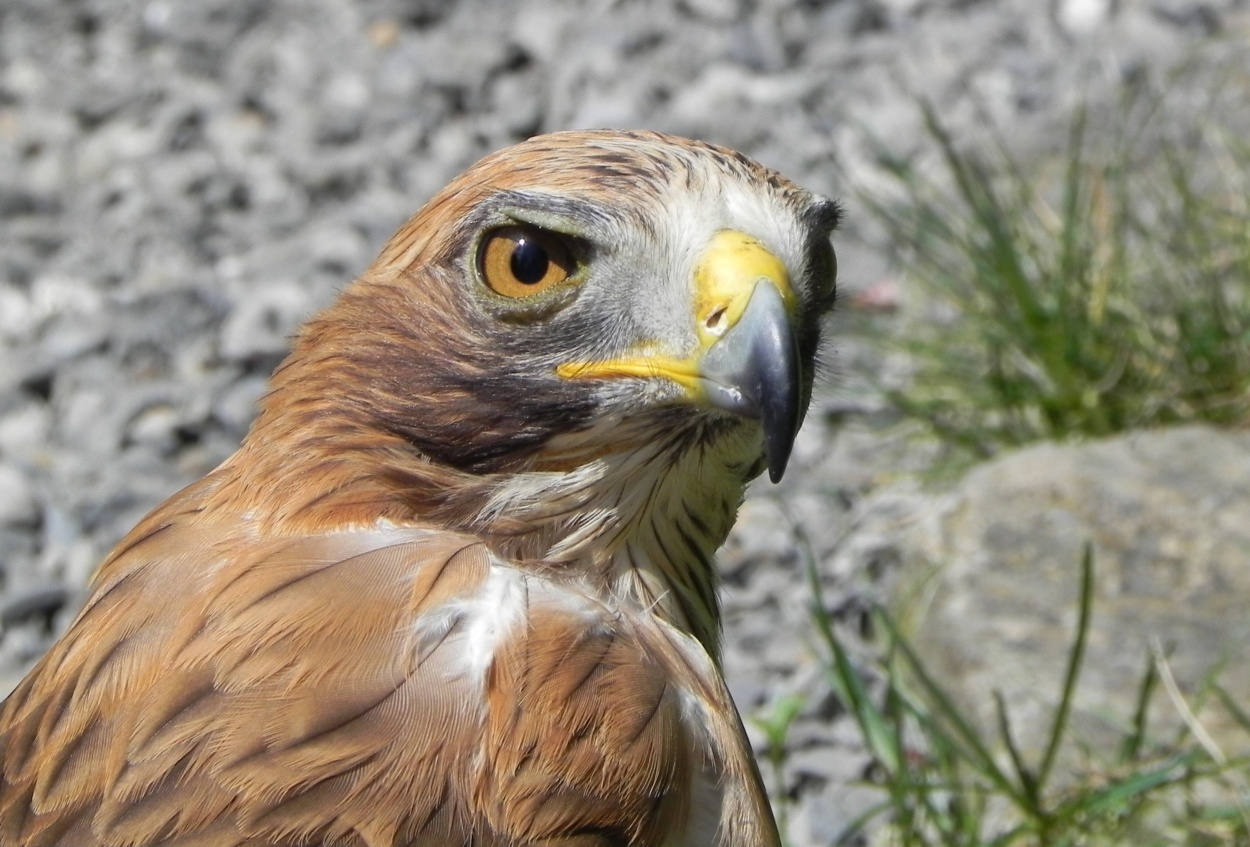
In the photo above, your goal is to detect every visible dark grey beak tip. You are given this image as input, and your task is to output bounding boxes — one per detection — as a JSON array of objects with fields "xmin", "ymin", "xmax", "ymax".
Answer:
[
  {"xmin": 765, "ymin": 440, "xmax": 790, "ymax": 483},
  {"xmin": 701, "ymin": 282, "xmax": 803, "ymax": 485},
  {"xmin": 760, "ymin": 336, "xmax": 801, "ymax": 484}
]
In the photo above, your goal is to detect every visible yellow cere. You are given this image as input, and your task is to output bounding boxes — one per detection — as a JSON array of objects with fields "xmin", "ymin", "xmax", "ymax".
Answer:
[
  {"xmin": 555, "ymin": 229, "xmax": 793, "ymax": 398},
  {"xmin": 693, "ymin": 230, "xmax": 794, "ymax": 349}
]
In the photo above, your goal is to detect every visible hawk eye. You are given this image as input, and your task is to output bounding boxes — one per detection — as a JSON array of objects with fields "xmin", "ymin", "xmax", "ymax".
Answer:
[{"xmin": 479, "ymin": 225, "xmax": 574, "ymax": 298}]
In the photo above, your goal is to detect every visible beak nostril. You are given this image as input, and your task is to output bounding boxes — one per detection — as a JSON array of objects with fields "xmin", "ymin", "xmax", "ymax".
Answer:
[{"xmin": 704, "ymin": 305, "xmax": 728, "ymax": 336}]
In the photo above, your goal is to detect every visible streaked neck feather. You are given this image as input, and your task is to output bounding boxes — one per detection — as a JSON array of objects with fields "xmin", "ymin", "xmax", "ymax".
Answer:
[{"xmin": 474, "ymin": 414, "xmax": 761, "ymax": 658}]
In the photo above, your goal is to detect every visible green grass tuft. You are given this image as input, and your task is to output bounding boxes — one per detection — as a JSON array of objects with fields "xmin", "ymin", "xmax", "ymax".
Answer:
[
  {"xmin": 854, "ymin": 86, "xmax": 1250, "ymax": 455},
  {"xmin": 796, "ymin": 531, "xmax": 1250, "ymax": 846}
]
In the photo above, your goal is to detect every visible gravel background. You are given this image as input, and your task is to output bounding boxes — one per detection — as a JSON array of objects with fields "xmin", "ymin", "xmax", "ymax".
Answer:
[{"xmin": 0, "ymin": 1, "xmax": 1246, "ymax": 843}]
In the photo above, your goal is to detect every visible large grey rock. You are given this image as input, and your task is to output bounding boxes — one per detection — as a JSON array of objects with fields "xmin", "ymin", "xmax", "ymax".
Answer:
[{"xmin": 848, "ymin": 426, "xmax": 1250, "ymax": 764}]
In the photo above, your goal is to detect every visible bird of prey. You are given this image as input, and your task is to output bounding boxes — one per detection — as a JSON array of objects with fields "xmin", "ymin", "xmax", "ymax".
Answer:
[{"xmin": 0, "ymin": 129, "xmax": 839, "ymax": 847}]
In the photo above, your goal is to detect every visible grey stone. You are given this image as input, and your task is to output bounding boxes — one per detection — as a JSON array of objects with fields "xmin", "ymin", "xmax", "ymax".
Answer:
[
  {"xmin": 1055, "ymin": 0, "xmax": 1116, "ymax": 35},
  {"xmin": 0, "ymin": 464, "xmax": 36, "ymax": 526},
  {"xmin": 0, "ymin": 584, "xmax": 69, "ymax": 628},
  {"xmin": 791, "ymin": 778, "xmax": 882, "ymax": 847},
  {"xmin": 874, "ymin": 427, "xmax": 1250, "ymax": 762},
  {"xmin": 213, "ymin": 375, "xmax": 268, "ymax": 434},
  {"xmin": 218, "ymin": 280, "xmax": 315, "ymax": 361}
]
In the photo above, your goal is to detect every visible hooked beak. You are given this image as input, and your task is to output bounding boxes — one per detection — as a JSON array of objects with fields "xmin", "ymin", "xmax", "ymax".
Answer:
[
  {"xmin": 698, "ymin": 278, "xmax": 802, "ymax": 482},
  {"xmin": 557, "ymin": 230, "xmax": 803, "ymax": 483}
]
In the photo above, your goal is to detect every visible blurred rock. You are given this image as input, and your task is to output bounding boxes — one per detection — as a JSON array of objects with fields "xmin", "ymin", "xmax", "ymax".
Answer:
[
  {"xmin": 1056, "ymin": 0, "xmax": 1116, "ymax": 35},
  {"xmin": 0, "ymin": 464, "xmax": 36, "ymax": 526},
  {"xmin": 0, "ymin": 584, "xmax": 68, "ymax": 629},
  {"xmin": 218, "ymin": 279, "xmax": 313, "ymax": 360},
  {"xmin": 864, "ymin": 426, "xmax": 1250, "ymax": 761}
]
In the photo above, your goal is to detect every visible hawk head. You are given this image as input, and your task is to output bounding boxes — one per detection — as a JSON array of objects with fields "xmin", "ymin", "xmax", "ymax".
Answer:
[{"xmin": 229, "ymin": 129, "xmax": 839, "ymax": 647}]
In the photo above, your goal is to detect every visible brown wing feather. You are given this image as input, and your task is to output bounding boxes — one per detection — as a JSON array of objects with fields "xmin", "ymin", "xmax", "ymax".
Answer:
[
  {"xmin": 477, "ymin": 580, "xmax": 780, "ymax": 847},
  {"xmin": 0, "ymin": 478, "xmax": 494, "ymax": 847},
  {"xmin": 480, "ymin": 589, "xmax": 689, "ymax": 846},
  {"xmin": 0, "ymin": 480, "xmax": 771, "ymax": 847}
]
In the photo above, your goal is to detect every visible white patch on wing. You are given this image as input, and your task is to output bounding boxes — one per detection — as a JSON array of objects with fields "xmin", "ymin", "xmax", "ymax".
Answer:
[
  {"xmin": 411, "ymin": 562, "xmax": 605, "ymax": 685},
  {"xmin": 662, "ymin": 623, "xmax": 724, "ymax": 726},
  {"xmin": 408, "ymin": 563, "xmax": 528, "ymax": 681},
  {"xmin": 455, "ymin": 565, "xmax": 529, "ymax": 679}
]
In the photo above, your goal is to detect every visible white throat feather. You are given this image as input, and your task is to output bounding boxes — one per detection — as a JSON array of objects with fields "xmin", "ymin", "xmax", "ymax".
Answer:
[{"xmin": 473, "ymin": 412, "xmax": 761, "ymax": 657}]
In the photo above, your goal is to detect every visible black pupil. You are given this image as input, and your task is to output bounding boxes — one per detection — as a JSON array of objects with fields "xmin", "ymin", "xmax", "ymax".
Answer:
[{"xmin": 510, "ymin": 238, "xmax": 550, "ymax": 285}]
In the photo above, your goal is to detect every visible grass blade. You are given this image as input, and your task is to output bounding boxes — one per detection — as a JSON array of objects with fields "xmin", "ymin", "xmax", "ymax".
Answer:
[{"xmin": 1036, "ymin": 542, "xmax": 1095, "ymax": 790}]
